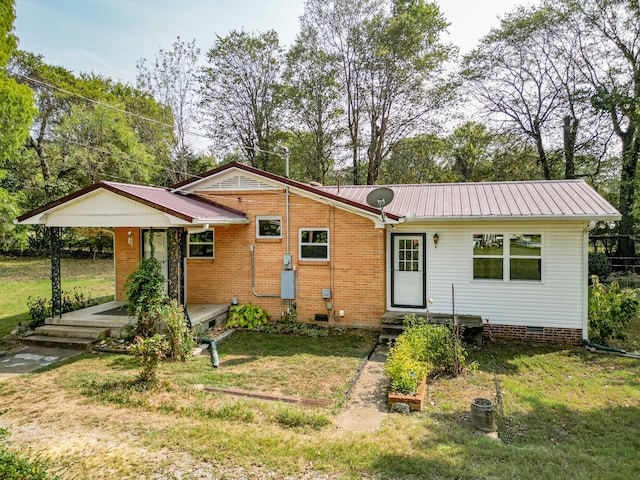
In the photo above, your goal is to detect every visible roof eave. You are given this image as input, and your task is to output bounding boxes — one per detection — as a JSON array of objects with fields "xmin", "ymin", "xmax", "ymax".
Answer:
[{"xmin": 401, "ymin": 213, "xmax": 622, "ymax": 222}]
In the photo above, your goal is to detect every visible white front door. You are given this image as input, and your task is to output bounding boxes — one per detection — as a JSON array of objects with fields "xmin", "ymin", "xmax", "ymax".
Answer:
[
  {"xmin": 142, "ymin": 230, "xmax": 169, "ymax": 293},
  {"xmin": 391, "ymin": 234, "xmax": 425, "ymax": 308}
]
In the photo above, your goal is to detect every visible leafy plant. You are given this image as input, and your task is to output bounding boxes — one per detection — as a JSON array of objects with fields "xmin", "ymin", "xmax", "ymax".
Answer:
[
  {"xmin": 588, "ymin": 252, "xmax": 611, "ymax": 278},
  {"xmin": 0, "ymin": 427, "xmax": 62, "ymax": 480},
  {"xmin": 124, "ymin": 233, "xmax": 166, "ymax": 335},
  {"xmin": 255, "ymin": 319, "xmax": 328, "ymax": 337},
  {"xmin": 588, "ymin": 275, "xmax": 639, "ymax": 344},
  {"xmin": 384, "ymin": 315, "xmax": 468, "ymax": 394},
  {"xmin": 160, "ymin": 299, "xmax": 196, "ymax": 361},
  {"xmin": 128, "ymin": 334, "xmax": 169, "ymax": 383},
  {"xmin": 226, "ymin": 303, "xmax": 270, "ymax": 330},
  {"xmin": 27, "ymin": 288, "xmax": 98, "ymax": 329}
]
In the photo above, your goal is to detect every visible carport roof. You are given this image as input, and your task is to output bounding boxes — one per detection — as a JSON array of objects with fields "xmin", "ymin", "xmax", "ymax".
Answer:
[{"xmin": 15, "ymin": 180, "xmax": 249, "ymax": 226}]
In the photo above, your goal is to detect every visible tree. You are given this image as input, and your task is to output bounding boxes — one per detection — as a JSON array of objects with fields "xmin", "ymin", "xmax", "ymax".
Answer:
[
  {"xmin": 201, "ymin": 30, "xmax": 284, "ymax": 171},
  {"xmin": 379, "ymin": 133, "xmax": 450, "ymax": 184},
  {"xmin": 0, "ymin": 0, "xmax": 35, "ymax": 248},
  {"xmin": 461, "ymin": 6, "xmax": 606, "ymax": 181},
  {"xmin": 284, "ymin": 28, "xmax": 342, "ymax": 183},
  {"xmin": 542, "ymin": 0, "xmax": 640, "ymax": 257},
  {"xmin": 359, "ymin": 0, "xmax": 453, "ymax": 185},
  {"xmin": 301, "ymin": 0, "xmax": 383, "ymax": 184},
  {"xmin": 137, "ymin": 37, "xmax": 204, "ymax": 184}
]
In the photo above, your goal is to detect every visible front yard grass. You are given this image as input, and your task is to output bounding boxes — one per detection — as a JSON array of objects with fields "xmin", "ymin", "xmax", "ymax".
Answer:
[
  {"xmin": 0, "ymin": 257, "xmax": 114, "ymax": 344},
  {"xmin": 1, "ymin": 327, "xmax": 639, "ymax": 479}
]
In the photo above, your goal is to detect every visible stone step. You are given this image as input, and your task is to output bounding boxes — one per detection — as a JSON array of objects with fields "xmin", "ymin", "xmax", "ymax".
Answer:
[
  {"xmin": 45, "ymin": 317, "xmax": 133, "ymax": 329},
  {"xmin": 35, "ymin": 325, "xmax": 110, "ymax": 340},
  {"xmin": 378, "ymin": 333, "xmax": 399, "ymax": 344},
  {"xmin": 21, "ymin": 335, "xmax": 95, "ymax": 350}
]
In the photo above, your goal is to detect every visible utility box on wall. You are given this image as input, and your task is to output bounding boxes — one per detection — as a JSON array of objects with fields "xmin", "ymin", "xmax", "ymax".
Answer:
[{"xmin": 281, "ymin": 270, "xmax": 295, "ymax": 299}]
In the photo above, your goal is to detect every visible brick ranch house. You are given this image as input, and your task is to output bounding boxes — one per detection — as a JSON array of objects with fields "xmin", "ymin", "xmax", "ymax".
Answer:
[{"xmin": 16, "ymin": 162, "xmax": 620, "ymax": 344}]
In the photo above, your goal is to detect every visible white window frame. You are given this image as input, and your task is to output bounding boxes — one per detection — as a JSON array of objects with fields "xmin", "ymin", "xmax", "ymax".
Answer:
[
  {"xmin": 256, "ymin": 216, "xmax": 282, "ymax": 239},
  {"xmin": 187, "ymin": 230, "xmax": 214, "ymax": 259},
  {"xmin": 471, "ymin": 232, "xmax": 543, "ymax": 282},
  {"xmin": 299, "ymin": 228, "xmax": 330, "ymax": 261}
]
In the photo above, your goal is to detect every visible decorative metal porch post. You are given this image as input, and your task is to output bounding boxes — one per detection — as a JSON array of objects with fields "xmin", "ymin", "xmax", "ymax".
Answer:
[
  {"xmin": 50, "ymin": 226, "xmax": 62, "ymax": 319},
  {"xmin": 167, "ymin": 227, "xmax": 183, "ymax": 304}
]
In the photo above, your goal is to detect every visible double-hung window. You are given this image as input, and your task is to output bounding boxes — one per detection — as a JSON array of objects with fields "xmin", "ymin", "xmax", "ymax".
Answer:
[
  {"xmin": 299, "ymin": 228, "xmax": 329, "ymax": 261},
  {"xmin": 188, "ymin": 230, "xmax": 214, "ymax": 259},
  {"xmin": 472, "ymin": 233, "xmax": 542, "ymax": 281}
]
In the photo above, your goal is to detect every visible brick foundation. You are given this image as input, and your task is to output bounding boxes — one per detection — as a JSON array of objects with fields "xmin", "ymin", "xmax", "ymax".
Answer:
[{"xmin": 483, "ymin": 324, "xmax": 582, "ymax": 345}]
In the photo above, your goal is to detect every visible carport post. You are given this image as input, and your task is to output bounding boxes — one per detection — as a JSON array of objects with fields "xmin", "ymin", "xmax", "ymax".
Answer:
[{"xmin": 50, "ymin": 226, "xmax": 62, "ymax": 319}]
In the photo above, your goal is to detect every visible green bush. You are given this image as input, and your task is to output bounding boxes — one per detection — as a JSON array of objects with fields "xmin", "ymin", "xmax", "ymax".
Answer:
[
  {"xmin": 588, "ymin": 275, "xmax": 639, "ymax": 344},
  {"xmin": 384, "ymin": 315, "xmax": 468, "ymax": 394},
  {"xmin": 0, "ymin": 428, "xmax": 62, "ymax": 480},
  {"xmin": 227, "ymin": 303, "xmax": 270, "ymax": 329},
  {"xmin": 128, "ymin": 334, "xmax": 169, "ymax": 383},
  {"xmin": 124, "ymin": 235, "xmax": 166, "ymax": 334},
  {"xmin": 160, "ymin": 299, "xmax": 196, "ymax": 361},
  {"xmin": 588, "ymin": 252, "xmax": 611, "ymax": 278},
  {"xmin": 27, "ymin": 288, "xmax": 98, "ymax": 329}
]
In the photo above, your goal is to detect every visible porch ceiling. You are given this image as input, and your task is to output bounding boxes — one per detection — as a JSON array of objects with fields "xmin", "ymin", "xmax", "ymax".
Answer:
[{"xmin": 15, "ymin": 181, "xmax": 250, "ymax": 228}]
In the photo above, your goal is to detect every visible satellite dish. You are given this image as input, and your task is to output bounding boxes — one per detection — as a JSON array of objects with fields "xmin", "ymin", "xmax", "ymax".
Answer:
[{"xmin": 366, "ymin": 187, "xmax": 394, "ymax": 222}]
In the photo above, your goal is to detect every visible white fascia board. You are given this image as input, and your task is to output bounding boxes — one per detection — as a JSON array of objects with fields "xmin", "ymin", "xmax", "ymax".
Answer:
[
  {"xmin": 402, "ymin": 214, "xmax": 621, "ymax": 222},
  {"xmin": 191, "ymin": 218, "xmax": 250, "ymax": 225}
]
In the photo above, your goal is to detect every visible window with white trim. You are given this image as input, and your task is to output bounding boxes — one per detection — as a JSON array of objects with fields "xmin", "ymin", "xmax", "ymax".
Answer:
[
  {"xmin": 299, "ymin": 228, "xmax": 329, "ymax": 260},
  {"xmin": 188, "ymin": 230, "xmax": 214, "ymax": 259},
  {"xmin": 472, "ymin": 233, "xmax": 542, "ymax": 281},
  {"xmin": 256, "ymin": 216, "xmax": 282, "ymax": 238}
]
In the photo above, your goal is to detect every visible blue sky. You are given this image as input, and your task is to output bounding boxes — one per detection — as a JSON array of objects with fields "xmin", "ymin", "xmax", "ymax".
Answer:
[{"xmin": 14, "ymin": 0, "xmax": 537, "ymax": 84}]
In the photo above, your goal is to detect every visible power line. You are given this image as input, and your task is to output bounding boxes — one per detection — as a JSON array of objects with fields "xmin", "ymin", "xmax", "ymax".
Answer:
[{"xmin": 1, "ymin": 66, "xmax": 213, "ymax": 141}]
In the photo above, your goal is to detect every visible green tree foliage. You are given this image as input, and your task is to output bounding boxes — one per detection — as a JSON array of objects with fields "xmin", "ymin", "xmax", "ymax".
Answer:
[
  {"xmin": 201, "ymin": 30, "xmax": 284, "ymax": 172},
  {"xmin": 137, "ymin": 37, "xmax": 206, "ymax": 184},
  {"xmin": 0, "ymin": 0, "xmax": 35, "ymax": 247},
  {"xmin": 547, "ymin": 0, "xmax": 640, "ymax": 257},
  {"xmin": 284, "ymin": 28, "xmax": 342, "ymax": 184},
  {"xmin": 588, "ymin": 276, "xmax": 639, "ymax": 344}
]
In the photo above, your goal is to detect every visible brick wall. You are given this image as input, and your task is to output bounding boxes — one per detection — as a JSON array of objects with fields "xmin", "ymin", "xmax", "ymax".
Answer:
[
  {"xmin": 483, "ymin": 324, "xmax": 582, "ymax": 345},
  {"xmin": 114, "ymin": 227, "xmax": 141, "ymax": 301},
  {"xmin": 189, "ymin": 189, "xmax": 387, "ymax": 328}
]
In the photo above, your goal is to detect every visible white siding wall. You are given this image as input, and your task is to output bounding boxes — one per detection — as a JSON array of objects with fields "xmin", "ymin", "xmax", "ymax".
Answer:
[{"xmin": 387, "ymin": 220, "xmax": 587, "ymax": 330}]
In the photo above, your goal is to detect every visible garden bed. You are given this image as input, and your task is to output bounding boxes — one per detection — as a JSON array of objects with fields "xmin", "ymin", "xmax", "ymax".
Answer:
[{"xmin": 387, "ymin": 377, "xmax": 427, "ymax": 411}]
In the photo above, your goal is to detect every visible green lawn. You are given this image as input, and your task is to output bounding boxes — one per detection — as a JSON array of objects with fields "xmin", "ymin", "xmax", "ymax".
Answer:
[{"xmin": 0, "ymin": 257, "xmax": 114, "ymax": 342}]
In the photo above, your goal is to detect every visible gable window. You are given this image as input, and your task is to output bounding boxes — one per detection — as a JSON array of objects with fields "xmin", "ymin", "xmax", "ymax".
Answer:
[
  {"xmin": 188, "ymin": 230, "xmax": 214, "ymax": 259},
  {"xmin": 256, "ymin": 216, "xmax": 282, "ymax": 239},
  {"xmin": 472, "ymin": 233, "xmax": 542, "ymax": 281},
  {"xmin": 299, "ymin": 228, "xmax": 329, "ymax": 261}
]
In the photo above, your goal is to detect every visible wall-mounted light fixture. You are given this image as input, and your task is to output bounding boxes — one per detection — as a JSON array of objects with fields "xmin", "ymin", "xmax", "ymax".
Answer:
[
  {"xmin": 127, "ymin": 230, "xmax": 133, "ymax": 246},
  {"xmin": 433, "ymin": 233, "xmax": 439, "ymax": 248}
]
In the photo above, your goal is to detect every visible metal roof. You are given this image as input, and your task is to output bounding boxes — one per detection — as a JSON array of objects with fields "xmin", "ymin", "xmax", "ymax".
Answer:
[
  {"xmin": 319, "ymin": 179, "xmax": 620, "ymax": 220},
  {"xmin": 16, "ymin": 181, "xmax": 249, "ymax": 225}
]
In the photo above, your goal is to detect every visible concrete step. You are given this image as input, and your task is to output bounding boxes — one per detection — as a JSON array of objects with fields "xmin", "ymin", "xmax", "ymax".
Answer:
[
  {"xmin": 45, "ymin": 317, "xmax": 133, "ymax": 329},
  {"xmin": 21, "ymin": 335, "xmax": 95, "ymax": 350},
  {"xmin": 378, "ymin": 333, "xmax": 399, "ymax": 344},
  {"xmin": 35, "ymin": 325, "xmax": 110, "ymax": 340}
]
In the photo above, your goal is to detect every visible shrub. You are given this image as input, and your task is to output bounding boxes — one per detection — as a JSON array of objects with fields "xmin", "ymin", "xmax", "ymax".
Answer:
[
  {"xmin": 128, "ymin": 334, "xmax": 169, "ymax": 383},
  {"xmin": 27, "ymin": 288, "xmax": 98, "ymax": 329},
  {"xmin": 588, "ymin": 276, "xmax": 639, "ymax": 344},
  {"xmin": 226, "ymin": 303, "xmax": 270, "ymax": 329},
  {"xmin": 589, "ymin": 252, "xmax": 611, "ymax": 278},
  {"xmin": 124, "ymin": 234, "xmax": 166, "ymax": 333},
  {"xmin": 160, "ymin": 299, "xmax": 196, "ymax": 361},
  {"xmin": 0, "ymin": 428, "xmax": 62, "ymax": 480},
  {"xmin": 384, "ymin": 315, "xmax": 468, "ymax": 394}
]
